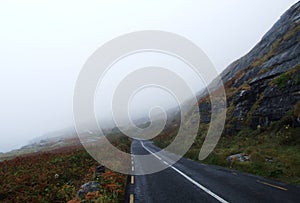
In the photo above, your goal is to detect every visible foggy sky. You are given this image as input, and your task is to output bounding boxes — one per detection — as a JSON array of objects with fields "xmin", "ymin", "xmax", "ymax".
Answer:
[{"xmin": 0, "ymin": 0, "xmax": 298, "ymax": 152}]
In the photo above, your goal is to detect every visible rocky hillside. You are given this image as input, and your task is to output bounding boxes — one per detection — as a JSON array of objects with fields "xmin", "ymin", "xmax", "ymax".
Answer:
[
  {"xmin": 199, "ymin": 1, "xmax": 300, "ymax": 134},
  {"xmin": 154, "ymin": 2, "xmax": 300, "ymax": 185}
]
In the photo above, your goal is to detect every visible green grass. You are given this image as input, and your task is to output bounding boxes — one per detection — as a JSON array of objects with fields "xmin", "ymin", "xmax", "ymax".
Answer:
[
  {"xmin": 154, "ymin": 118, "xmax": 300, "ymax": 185},
  {"xmin": 198, "ymin": 124, "xmax": 300, "ymax": 185},
  {"xmin": 273, "ymin": 72, "xmax": 290, "ymax": 89}
]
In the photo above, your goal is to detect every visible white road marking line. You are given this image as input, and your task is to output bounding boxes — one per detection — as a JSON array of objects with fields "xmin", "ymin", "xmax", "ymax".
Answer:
[
  {"xmin": 151, "ymin": 152, "xmax": 162, "ymax": 160},
  {"xmin": 141, "ymin": 141, "xmax": 229, "ymax": 203},
  {"xmin": 141, "ymin": 142, "xmax": 162, "ymax": 160}
]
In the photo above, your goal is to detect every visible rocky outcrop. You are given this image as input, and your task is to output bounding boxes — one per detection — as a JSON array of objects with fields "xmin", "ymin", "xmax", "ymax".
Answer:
[
  {"xmin": 221, "ymin": 1, "xmax": 300, "ymax": 84},
  {"xmin": 199, "ymin": 1, "xmax": 300, "ymax": 134}
]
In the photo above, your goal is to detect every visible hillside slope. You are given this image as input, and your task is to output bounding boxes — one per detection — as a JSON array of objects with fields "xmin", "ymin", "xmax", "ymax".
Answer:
[
  {"xmin": 200, "ymin": 1, "xmax": 300, "ymax": 132},
  {"xmin": 155, "ymin": 2, "xmax": 300, "ymax": 185}
]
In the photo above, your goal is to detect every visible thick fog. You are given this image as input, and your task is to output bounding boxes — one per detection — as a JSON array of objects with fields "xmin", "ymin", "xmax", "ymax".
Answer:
[{"xmin": 0, "ymin": 0, "xmax": 297, "ymax": 152}]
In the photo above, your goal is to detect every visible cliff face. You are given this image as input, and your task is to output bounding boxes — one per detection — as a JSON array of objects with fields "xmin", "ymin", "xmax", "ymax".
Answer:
[{"xmin": 199, "ymin": 2, "xmax": 300, "ymax": 134}]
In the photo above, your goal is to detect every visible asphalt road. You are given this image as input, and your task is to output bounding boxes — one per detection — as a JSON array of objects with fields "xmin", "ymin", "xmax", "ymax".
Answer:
[{"xmin": 126, "ymin": 140, "xmax": 300, "ymax": 203}]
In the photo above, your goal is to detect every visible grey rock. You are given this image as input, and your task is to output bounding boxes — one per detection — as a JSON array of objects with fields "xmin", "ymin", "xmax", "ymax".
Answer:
[
  {"xmin": 198, "ymin": 2, "xmax": 300, "ymax": 134},
  {"xmin": 221, "ymin": 1, "xmax": 300, "ymax": 84},
  {"xmin": 199, "ymin": 102, "xmax": 211, "ymax": 123},
  {"xmin": 95, "ymin": 165, "xmax": 105, "ymax": 176},
  {"xmin": 226, "ymin": 153, "xmax": 250, "ymax": 162},
  {"xmin": 77, "ymin": 181, "xmax": 100, "ymax": 198}
]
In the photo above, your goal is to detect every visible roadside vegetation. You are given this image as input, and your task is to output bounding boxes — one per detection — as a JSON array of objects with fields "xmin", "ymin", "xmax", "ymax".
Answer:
[
  {"xmin": 154, "ymin": 111, "xmax": 300, "ymax": 185},
  {"xmin": 0, "ymin": 135, "xmax": 131, "ymax": 203},
  {"xmin": 197, "ymin": 122, "xmax": 299, "ymax": 185}
]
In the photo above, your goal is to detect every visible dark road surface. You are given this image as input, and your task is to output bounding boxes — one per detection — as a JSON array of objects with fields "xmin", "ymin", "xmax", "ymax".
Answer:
[{"xmin": 126, "ymin": 140, "xmax": 300, "ymax": 203}]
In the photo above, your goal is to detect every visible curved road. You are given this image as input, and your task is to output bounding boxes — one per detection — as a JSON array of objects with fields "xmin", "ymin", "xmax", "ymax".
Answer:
[{"xmin": 126, "ymin": 140, "xmax": 300, "ymax": 203}]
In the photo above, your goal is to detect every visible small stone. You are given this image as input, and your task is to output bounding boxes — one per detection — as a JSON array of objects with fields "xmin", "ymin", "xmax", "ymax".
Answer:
[
  {"xmin": 95, "ymin": 165, "xmax": 105, "ymax": 176},
  {"xmin": 77, "ymin": 181, "xmax": 100, "ymax": 198}
]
